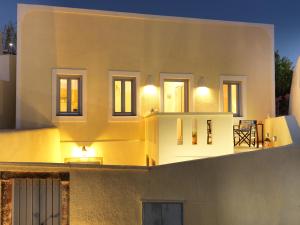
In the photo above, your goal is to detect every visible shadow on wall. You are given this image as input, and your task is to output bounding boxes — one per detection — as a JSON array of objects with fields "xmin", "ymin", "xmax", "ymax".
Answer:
[
  {"xmin": 285, "ymin": 115, "xmax": 300, "ymax": 145},
  {"xmin": 0, "ymin": 55, "xmax": 16, "ymax": 129},
  {"xmin": 19, "ymin": 97, "xmax": 54, "ymax": 129},
  {"xmin": 18, "ymin": 9, "xmax": 58, "ymax": 129},
  {"xmin": 264, "ymin": 115, "xmax": 300, "ymax": 147}
]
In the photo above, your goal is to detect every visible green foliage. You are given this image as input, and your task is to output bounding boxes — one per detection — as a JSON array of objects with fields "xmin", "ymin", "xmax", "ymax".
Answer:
[
  {"xmin": 275, "ymin": 50, "xmax": 294, "ymax": 116},
  {"xmin": 1, "ymin": 21, "xmax": 17, "ymax": 54},
  {"xmin": 275, "ymin": 50, "xmax": 293, "ymax": 97}
]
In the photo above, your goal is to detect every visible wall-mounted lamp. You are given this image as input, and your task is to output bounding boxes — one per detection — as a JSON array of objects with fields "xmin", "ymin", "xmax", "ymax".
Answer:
[
  {"xmin": 196, "ymin": 76, "xmax": 209, "ymax": 96},
  {"xmin": 144, "ymin": 75, "xmax": 157, "ymax": 95},
  {"xmin": 65, "ymin": 145, "xmax": 103, "ymax": 165},
  {"xmin": 197, "ymin": 76, "xmax": 207, "ymax": 88},
  {"xmin": 146, "ymin": 75, "xmax": 154, "ymax": 85}
]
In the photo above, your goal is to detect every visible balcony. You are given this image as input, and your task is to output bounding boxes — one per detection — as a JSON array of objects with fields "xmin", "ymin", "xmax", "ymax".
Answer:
[{"xmin": 145, "ymin": 112, "xmax": 234, "ymax": 165}]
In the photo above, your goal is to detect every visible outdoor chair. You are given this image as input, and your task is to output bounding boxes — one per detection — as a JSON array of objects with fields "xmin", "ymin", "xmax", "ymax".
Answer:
[{"xmin": 233, "ymin": 120, "xmax": 257, "ymax": 147}]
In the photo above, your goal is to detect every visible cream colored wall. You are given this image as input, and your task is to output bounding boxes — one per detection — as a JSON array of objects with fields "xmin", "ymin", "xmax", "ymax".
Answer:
[
  {"xmin": 0, "ymin": 33, "xmax": 2, "ymax": 53},
  {"xmin": 0, "ymin": 55, "xmax": 16, "ymax": 128},
  {"xmin": 145, "ymin": 112, "xmax": 234, "ymax": 165},
  {"xmin": 0, "ymin": 128, "xmax": 61, "ymax": 162},
  {"xmin": 60, "ymin": 140, "xmax": 145, "ymax": 166},
  {"xmin": 1, "ymin": 144, "xmax": 300, "ymax": 225},
  {"xmin": 289, "ymin": 57, "xmax": 300, "ymax": 124},
  {"xmin": 264, "ymin": 116, "xmax": 293, "ymax": 147},
  {"xmin": 17, "ymin": 4, "xmax": 274, "ymax": 165}
]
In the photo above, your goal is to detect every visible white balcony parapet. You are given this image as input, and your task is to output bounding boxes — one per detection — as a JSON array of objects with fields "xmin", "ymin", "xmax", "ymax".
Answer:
[{"xmin": 145, "ymin": 112, "xmax": 234, "ymax": 165}]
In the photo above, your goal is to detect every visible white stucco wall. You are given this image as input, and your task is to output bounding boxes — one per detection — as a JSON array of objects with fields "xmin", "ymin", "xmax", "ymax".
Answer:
[
  {"xmin": 17, "ymin": 4, "xmax": 275, "ymax": 166},
  {"xmin": 145, "ymin": 112, "xmax": 234, "ymax": 165},
  {"xmin": 289, "ymin": 57, "xmax": 300, "ymax": 125},
  {"xmin": 0, "ymin": 33, "xmax": 2, "ymax": 54},
  {"xmin": 264, "ymin": 116, "xmax": 293, "ymax": 147},
  {"xmin": 0, "ymin": 55, "xmax": 16, "ymax": 128},
  {"xmin": 0, "ymin": 128, "xmax": 61, "ymax": 162},
  {"xmin": 0, "ymin": 55, "xmax": 13, "ymax": 81},
  {"xmin": 1, "ymin": 144, "xmax": 300, "ymax": 225}
]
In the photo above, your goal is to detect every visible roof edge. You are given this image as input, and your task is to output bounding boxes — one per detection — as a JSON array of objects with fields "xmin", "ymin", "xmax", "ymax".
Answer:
[{"xmin": 17, "ymin": 3, "xmax": 274, "ymax": 29}]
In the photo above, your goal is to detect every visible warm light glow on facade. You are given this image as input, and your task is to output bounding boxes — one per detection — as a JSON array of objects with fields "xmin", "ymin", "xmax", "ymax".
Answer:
[
  {"xmin": 196, "ymin": 87, "xmax": 209, "ymax": 96},
  {"xmin": 71, "ymin": 146, "xmax": 97, "ymax": 158},
  {"xmin": 144, "ymin": 85, "xmax": 157, "ymax": 95}
]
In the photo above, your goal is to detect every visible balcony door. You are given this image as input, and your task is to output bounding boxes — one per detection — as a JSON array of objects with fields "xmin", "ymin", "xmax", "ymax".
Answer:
[{"xmin": 163, "ymin": 80, "xmax": 189, "ymax": 112}]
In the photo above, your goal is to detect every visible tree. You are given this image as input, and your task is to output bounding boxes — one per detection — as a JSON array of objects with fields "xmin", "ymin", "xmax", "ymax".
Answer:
[
  {"xmin": 275, "ymin": 50, "xmax": 294, "ymax": 116},
  {"xmin": 1, "ymin": 21, "xmax": 17, "ymax": 54}
]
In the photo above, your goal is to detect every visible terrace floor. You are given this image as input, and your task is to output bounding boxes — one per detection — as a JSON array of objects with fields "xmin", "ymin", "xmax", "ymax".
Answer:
[{"xmin": 234, "ymin": 143, "xmax": 264, "ymax": 153}]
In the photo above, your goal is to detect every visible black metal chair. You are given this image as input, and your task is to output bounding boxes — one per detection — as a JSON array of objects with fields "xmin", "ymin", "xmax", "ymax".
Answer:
[{"xmin": 233, "ymin": 120, "xmax": 257, "ymax": 147}]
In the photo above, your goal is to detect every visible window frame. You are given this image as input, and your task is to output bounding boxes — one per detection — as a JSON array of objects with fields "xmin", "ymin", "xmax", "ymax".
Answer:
[
  {"xmin": 112, "ymin": 76, "xmax": 137, "ymax": 116},
  {"xmin": 223, "ymin": 81, "xmax": 241, "ymax": 117},
  {"xmin": 219, "ymin": 75, "xmax": 247, "ymax": 119},
  {"xmin": 108, "ymin": 71, "xmax": 140, "ymax": 121},
  {"xmin": 52, "ymin": 69, "xmax": 87, "ymax": 122},
  {"xmin": 56, "ymin": 75, "xmax": 83, "ymax": 116},
  {"xmin": 142, "ymin": 201, "xmax": 184, "ymax": 225}
]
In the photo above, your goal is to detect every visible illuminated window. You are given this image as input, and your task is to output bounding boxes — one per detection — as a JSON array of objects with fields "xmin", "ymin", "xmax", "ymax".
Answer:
[
  {"xmin": 57, "ymin": 76, "xmax": 82, "ymax": 116},
  {"xmin": 112, "ymin": 77, "xmax": 136, "ymax": 116},
  {"xmin": 223, "ymin": 81, "xmax": 241, "ymax": 117}
]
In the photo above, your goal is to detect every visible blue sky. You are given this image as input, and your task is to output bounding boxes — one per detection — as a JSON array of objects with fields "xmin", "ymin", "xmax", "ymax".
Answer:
[{"xmin": 0, "ymin": 0, "xmax": 299, "ymax": 65}]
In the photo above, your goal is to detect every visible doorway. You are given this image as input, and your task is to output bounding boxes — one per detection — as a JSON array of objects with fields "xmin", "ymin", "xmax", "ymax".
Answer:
[{"xmin": 163, "ymin": 80, "xmax": 189, "ymax": 112}]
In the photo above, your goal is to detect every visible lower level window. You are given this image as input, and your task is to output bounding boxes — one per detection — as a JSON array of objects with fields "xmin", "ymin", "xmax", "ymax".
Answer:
[
  {"xmin": 143, "ymin": 202, "xmax": 183, "ymax": 225},
  {"xmin": 57, "ymin": 76, "xmax": 82, "ymax": 116}
]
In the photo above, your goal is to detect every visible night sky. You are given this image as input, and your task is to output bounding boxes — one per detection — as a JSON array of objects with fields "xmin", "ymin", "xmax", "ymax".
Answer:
[{"xmin": 0, "ymin": 0, "xmax": 299, "ymax": 65}]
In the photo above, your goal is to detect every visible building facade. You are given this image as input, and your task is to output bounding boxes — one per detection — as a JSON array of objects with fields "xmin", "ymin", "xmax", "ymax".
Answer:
[
  {"xmin": 0, "ymin": 4, "xmax": 299, "ymax": 225},
  {"xmin": 16, "ymin": 4, "xmax": 275, "ymax": 165}
]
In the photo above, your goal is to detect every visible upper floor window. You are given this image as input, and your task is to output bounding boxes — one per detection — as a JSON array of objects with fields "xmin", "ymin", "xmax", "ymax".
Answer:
[
  {"xmin": 109, "ymin": 71, "xmax": 139, "ymax": 118},
  {"xmin": 113, "ymin": 77, "xmax": 136, "ymax": 116},
  {"xmin": 223, "ymin": 81, "xmax": 241, "ymax": 117},
  {"xmin": 52, "ymin": 69, "xmax": 87, "ymax": 122},
  {"xmin": 57, "ymin": 76, "xmax": 82, "ymax": 116}
]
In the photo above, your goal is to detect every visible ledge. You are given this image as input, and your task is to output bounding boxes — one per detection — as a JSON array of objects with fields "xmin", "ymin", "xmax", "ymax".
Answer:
[
  {"xmin": 144, "ymin": 112, "xmax": 233, "ymax": 118},
  {"xmin": 0, "ymin": 161, "xmax": 149, "ymax": 172}
]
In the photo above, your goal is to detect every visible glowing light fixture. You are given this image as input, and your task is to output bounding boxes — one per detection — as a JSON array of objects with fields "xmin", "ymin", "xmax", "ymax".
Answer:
[
  {"xmin": 65, "ymin": 145, "xmax": 103, "ymax": 164},
  {"xmin": 144, "ymin": 75, "xmax": 157, "ymax": 95},
  {"xmin": 197, "ymin": 86, "xmax": 209, "ymax": 96},
  {"xmin": 196, "ymin": 76, "xmax": 209, "ymax": 96}
]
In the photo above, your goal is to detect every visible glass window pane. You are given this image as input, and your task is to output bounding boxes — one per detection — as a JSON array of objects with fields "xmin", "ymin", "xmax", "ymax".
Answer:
[
  {"xmin": 143, "ymin": 203, "xmax": 183, "ymax": 225},
  {"xmin": 231, "ymin": 84, "xmax": 238, "ymax": 114},
  {"xmin": 71, "ymin": 79, "xmax": 79, "ymax": 113},
  {"xmin": 143, "ymin": 203, "xmax": 163, "ymax": 225},
  {"xmin": 114, "ymin": 80, "xmax": 122, "ymax": 113},
  {"xmin": 162, "ymin": 203, "xmax": 182, "ymax": 225},
  {"xmin": 223, "ymin": 84, "xmax": 229, "ymax": 112},
  {"xmin": 59, "ymin": 79, "xmax": 68, "ymax": 112},
  {"xmin": 125, "ymin": 81, "xmax": 132, "ymax": 112}
]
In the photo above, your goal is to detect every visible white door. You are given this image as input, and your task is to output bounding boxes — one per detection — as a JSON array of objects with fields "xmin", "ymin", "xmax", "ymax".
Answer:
[{"xmin": 163, "ymin": 80, "xmax": 189, "ymax": 112}]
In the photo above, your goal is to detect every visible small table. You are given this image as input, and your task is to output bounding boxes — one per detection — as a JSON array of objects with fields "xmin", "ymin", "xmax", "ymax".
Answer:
[{"xmin": 256, "ymin": 123, "xmax": 264, "ymax": 148}]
